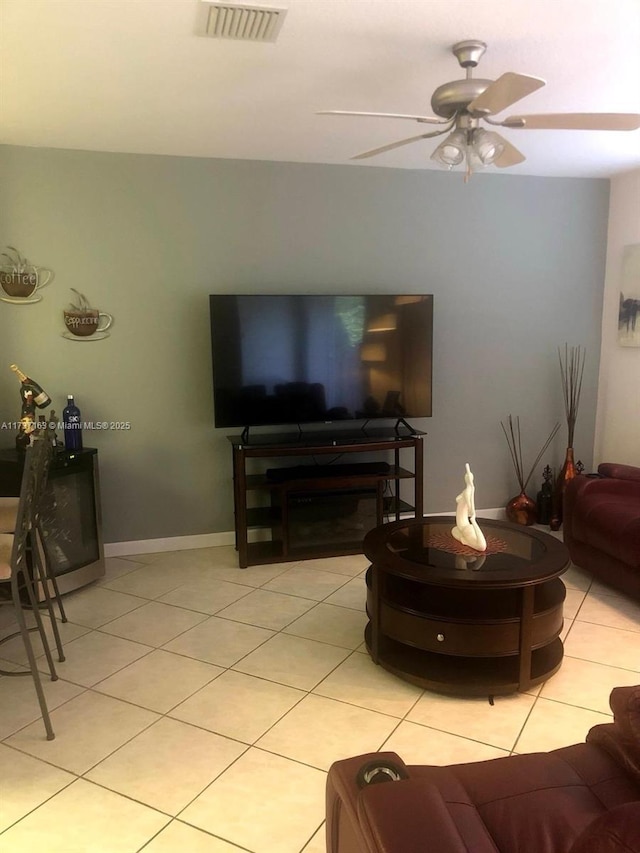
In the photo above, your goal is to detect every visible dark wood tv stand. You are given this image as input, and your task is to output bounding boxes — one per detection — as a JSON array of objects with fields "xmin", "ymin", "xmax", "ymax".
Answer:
[{"xmin": 228, "ymin": 428, "xmax": 425, "ymax": 568}]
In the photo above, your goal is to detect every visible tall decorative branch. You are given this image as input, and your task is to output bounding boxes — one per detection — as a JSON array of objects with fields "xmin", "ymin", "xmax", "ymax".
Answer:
[
  {"xmin": 558, "ymin": 344, "xmax": 586, "ymax": 447},
  {"xmin": 501, "ymin": 415, "xmax": 561, "ymax": 493}
]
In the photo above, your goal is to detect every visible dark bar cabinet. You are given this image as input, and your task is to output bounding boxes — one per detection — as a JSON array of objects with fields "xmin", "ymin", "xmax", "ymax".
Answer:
[{"xmin": 0, "ymin": 446, "xmax": 105, "ymax": 595}]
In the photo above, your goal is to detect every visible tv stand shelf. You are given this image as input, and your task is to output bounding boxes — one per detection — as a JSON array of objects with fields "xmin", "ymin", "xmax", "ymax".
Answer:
[{"xmin": 228, "ymin": 429, "xmax": 425, "ymax": 568}]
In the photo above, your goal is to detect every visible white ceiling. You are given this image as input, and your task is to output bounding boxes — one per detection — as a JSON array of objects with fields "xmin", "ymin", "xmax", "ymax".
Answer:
[{"xmin": 1, "ymin": 0, "xmax": 639, "ymax": 178}]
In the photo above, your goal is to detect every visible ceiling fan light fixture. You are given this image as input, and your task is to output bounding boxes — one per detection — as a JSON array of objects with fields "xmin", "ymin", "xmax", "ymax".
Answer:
[
  {"xmin": 472, "ymin": 128, "xmax": 505, "ymax": 165},
  {"xmin": 432, "ymin": 129, "xmax": 466, "ymax": 166}
]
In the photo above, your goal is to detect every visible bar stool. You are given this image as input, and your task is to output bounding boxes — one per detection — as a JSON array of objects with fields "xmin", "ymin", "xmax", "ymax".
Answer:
[
  {"xmin": 0, "ymin": 438, "xmax": 65, "ymax": 740},
  {"xmin": 0, "ymin": 458, "xmax": 67, "ymax": 625}
]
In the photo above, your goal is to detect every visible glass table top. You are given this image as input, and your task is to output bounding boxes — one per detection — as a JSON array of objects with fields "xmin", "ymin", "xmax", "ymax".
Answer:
[{"xmin": 364, "ymin": 517, "xmax": 569, "ymax": 586}]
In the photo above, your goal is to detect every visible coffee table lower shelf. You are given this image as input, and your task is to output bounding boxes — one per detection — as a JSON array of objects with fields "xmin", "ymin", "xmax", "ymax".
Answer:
[{"xmin": 364, "ymin": 624, "xmax": 564, "ymax": 697}]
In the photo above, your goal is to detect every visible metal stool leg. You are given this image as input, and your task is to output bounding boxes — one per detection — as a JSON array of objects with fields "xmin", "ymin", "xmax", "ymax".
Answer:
[{"xmin": 8, "ymin": 573, "xmax": 56, "ymax": 740}]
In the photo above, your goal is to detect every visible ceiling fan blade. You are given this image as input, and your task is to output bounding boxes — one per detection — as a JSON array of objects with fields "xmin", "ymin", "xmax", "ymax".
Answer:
[
  {"xmin": 352, "ymin": 132, "xmax": 444, "ymax": 160},
  {"xmin": 493, "ymin": 135, "xmax": 526, "ymax": 168},
  {"xmin": 504, "ymin": 112, "xmax": 640, "ymax": 130},
  {"xmin": 468, "ymin": 73, "xmax": 545, "ymax": 115},
  {"xmin": 317, "ymin": 110, "xmax": 449, "ymax": 125}
]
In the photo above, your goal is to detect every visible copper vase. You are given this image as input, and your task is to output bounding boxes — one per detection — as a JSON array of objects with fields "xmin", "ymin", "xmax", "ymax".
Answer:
[
  {"xmin": 506, "ymin": 491, "xmax": 538, "ymax": 526},
  {"xmin": 549, "ymin": 447, "xmax": 576, "ymax": 531}
]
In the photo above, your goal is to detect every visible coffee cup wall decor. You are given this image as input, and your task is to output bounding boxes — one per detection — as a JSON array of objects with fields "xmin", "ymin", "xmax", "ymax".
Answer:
[
  {"xmin": 62, "ymin": 289, "xmax": 113, "ymax": 341},
  {"xmin": 0, "ymin": 246, "xmax": 54, "ymax": 304}
]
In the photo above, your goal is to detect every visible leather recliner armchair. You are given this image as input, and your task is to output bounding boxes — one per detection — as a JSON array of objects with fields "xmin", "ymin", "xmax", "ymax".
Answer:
[
  {"xmin": 563, "ymin": 463, "xmax": 640, "ymax": 601},
  {"xmin": 326, "ymin": 685, "xmax": 640, "ymax": 853}
]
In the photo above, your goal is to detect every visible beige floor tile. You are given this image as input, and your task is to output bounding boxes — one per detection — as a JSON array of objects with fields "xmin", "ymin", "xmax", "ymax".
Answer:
[
  {"xmin": 99, "ymin": 600, "xmax": 209, "ymax": 645},
  {"xmin": 144, "ymin": 820, "xmax": 246, "ymax": 852},
  {"xmin": 301, "ymin": 824, "xmax": 327, "ymax": 853},
  {"xmin": 96, "ymin": 556, "xmax": 141, "ymax": 584},
  {"xmin": 6, "ymin": 690, "xmax": 159, "ymax": 774},
  {"xmin": 539, "ymin": 656, "xmax": 640, "ymax": 713},
  {"xmin": 233, "ymin": 633, "xmax": 350, "ymax": 690},
  {"xmin": 263, "ymin": 565, "xmax": 352, "ymax": 601},
  {"xmin": 158, "ymin": 578, "xmax": 252, "ymax": 615},
  {"xmin": 323, "ymin": 577, "xmax": 366, "ymax": 610},
  {"xmin": 514, "ymin": 697, "xmax": 611, "ymax": 754},
  {"xmin": 52, "ymin": 630, "xmax": 153, "ymax": 687},
  {"xmin": 563, "ymin": 620, "xmax": 640, "ymax": 671},
  {"xmin": 313, "ymin": 651, "xmax": 423, "ymax": 717},
  {"xmin": 188, "ymin": 554, "xmax": 293, "ymax": 587},
  {"xmin": 86, "ymin": 717, "xmax": 247, "ymax": 815},
  {"xmin": 147, "ymin": 547, "xmax": 229, "ymax": 568},
  {"xmin": 576, "ymin": 589, "xmax": 640, "ymax": 633},
  {"xmin": 0, "ymin": 745, "xmax": 75, "ymax": 831},
  {"xmin": 0, "ymin": 672, "xmax": 84, "ymax": 739},
  {"xmin": 298, "ymin": 554, "xmax": 370, "ymax": 578},
  {"xmin": 179, "ymin": 748, "xmax": 326, "ymax": 853},
  {"xmin": 562, "ymin": 564, "xmax": 593, "ymax": 592},
  {"xmin": 170, "ymin": 670, "xmax": 305, "ymax": 742},
  {"xmin": 149, "ymin": 547, "xmax": 289, "ymax": 584},
  {"xmin": 257, "ymin": 693, "xmax": 398, "ymax": 770},
  {"xmin": 102, "ymin": 562, "xmax": 187, "ymax": 599},
  {"xmin": 0, "ymin": 657, "xmax": 23, "ymax": 672},
  {"xmin": 58, "ymin": 585, "xmax": 146, "ymax": 628},
  {"xmin": 94, "ymin": 649, "xmax": 223, "ymax": 713},
  {"xmin": 380, "ymin": 720, "xmax": 509, "ymax": 765},
  {"xmin": 119, "ymin": 551, "xmax": 164, "ymax": 564},
  {"xmin": 0, "ymin": 605, "xmax": 20, "ymax": 631},
  {"xmin": 205, "ymin": 563, "xmax": 294, "ymax": 587},
  {"xmin": 563, "ymin": 586, "xmax": 588, "ymax": 620},
  {"xmin": 0, "ymin": 778, "xmax": 168, "ymax": 852},
  {"xmin": 0, "ymin": 616, "xmax": 89, "ymax": 666},
  {"xmin": 283, "ymin": 602, "xmax": 368, "ymax": 649},
  {"xmin": 163, "ymin": 616, "xmax": 274, "ymax": 667},
  {"xmin": 406, "ymin": 690, "xmax": 537, "ymax": 751},
  {"xmin": 216, "ymin": 588, "xmax": 316, "ymax": 630},
  {"xmin": 560, "ymin": 618, "xmax": 573, "ymax": 643}
]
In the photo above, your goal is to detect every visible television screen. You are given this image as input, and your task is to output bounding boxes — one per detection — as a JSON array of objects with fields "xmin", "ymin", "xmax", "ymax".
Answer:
[{"xmin": 209, "ymin": 294, "xmax": 433, "ymax": 428}]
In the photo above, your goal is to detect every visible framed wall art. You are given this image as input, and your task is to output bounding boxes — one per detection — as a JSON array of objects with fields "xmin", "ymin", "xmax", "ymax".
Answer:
[{"xmin": 618, "ymin": 243, "xmax": 640, "ymax": 347}]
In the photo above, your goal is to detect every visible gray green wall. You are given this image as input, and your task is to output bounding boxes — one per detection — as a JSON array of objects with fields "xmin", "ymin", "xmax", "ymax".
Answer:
[{"xmin": 0, "ymin": 146, "xmax": 609, "ymax": 543}]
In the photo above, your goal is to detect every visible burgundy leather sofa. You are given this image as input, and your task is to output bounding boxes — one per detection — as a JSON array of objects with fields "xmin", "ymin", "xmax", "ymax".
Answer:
[
  {"xmin": 563, "ymin": 463, "xmax": 640, "ymax": 601},
  {"xmin": 326, "ymin": 685, "xmax": 640, "ymax": 853}
]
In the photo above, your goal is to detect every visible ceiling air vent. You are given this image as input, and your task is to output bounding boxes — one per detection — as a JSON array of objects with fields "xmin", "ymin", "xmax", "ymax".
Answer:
[{"xmin": 197, "ymin": 2, "xmax": 287, "ymax": 42}]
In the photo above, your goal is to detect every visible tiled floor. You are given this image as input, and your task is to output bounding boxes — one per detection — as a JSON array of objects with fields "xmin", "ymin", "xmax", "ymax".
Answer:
[{"xmin": 1, "ymin": 544, "xmax": 639, "ymax": 852}]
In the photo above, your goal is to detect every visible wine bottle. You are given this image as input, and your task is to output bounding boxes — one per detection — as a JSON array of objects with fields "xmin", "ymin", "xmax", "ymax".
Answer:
[
  {"xmin": 10, "ymin": 363, "xmax": 52, "ymax": 408},
  {"xmin": 63, "ymin": 395, "xmax": 83, "ymax": 451}
]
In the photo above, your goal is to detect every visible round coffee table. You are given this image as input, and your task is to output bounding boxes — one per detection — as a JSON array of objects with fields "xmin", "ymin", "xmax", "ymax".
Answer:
[{"xmin": 364, "ymin": 516, "xmax": 570, "ymax": 697}]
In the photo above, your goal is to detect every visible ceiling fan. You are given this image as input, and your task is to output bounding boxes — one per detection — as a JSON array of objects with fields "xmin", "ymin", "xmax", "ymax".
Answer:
[{"xmin": 318, "ymin": 40, "xmax": 640, "ymax": 179}]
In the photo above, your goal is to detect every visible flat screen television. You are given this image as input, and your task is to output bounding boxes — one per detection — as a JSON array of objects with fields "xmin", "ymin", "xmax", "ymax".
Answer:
[{"xmin": 209, "ymin": 294, "xmax": 433, "ymax": 429}]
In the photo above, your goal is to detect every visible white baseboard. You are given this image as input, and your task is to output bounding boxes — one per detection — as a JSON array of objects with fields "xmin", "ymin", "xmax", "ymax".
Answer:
[
  {"xmin": 103, "ymin": 507, "xmax": 506, "ymax": 558},
  {"xmin": 105, "ymin": 531, "xmax": 235, "ymax": 557}
]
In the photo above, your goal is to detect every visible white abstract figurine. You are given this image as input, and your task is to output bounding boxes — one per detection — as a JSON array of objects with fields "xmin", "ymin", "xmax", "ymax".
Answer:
[{"xmin": 451, "ymin": 463, "xmax": 487, "ymax": 552}]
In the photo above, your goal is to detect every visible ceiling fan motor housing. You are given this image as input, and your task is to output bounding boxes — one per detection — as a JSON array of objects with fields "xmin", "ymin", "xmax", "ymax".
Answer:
[{"xmin": 431, "ymin": 79, "xmax": 493, "ymax": 118}]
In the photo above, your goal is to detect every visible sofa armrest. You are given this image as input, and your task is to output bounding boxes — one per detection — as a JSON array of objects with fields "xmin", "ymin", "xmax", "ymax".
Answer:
[
  {"xmin": 327, "ymin": 754, "xmax": 499, "ymax": 853},
  {"xmin": 568, "ymin": 802, "xmax": 640, "ymax": 853},
  {"xmin": 587, "ymin": 687, "xmax": 640, "ymax": 784},
  {"xmin": 327, "ymin": 753, "xmax": 410, "ymax": 853},
  {"xmin": 356, "ymin": 779, "xmax": 485, "ymax": 853},
  {"xmin": 598, "ymin": 464, "xmax": 640, "ymax": 483},
  {"xmin": 609, "ymin": 686, "xmax": 640, "ymax": 742}
]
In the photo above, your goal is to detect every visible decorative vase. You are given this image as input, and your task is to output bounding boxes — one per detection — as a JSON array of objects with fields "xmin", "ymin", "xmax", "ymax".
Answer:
[
  {"xmin": 549, "ymin": 447, "xmax": 576, "ymax": 530},
  {"xmin": 506, "ymin": 491, "xmax": 538, "ymax": 526}
]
